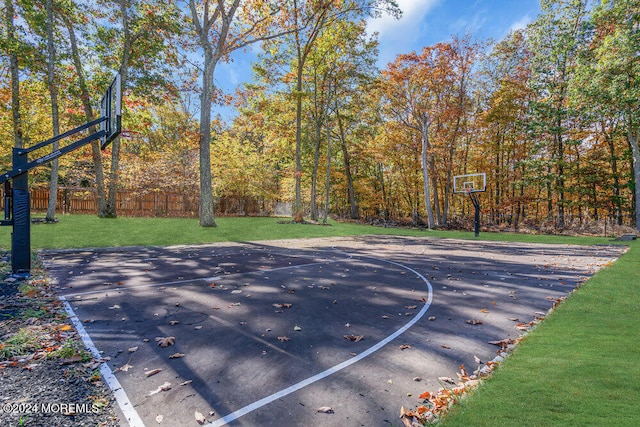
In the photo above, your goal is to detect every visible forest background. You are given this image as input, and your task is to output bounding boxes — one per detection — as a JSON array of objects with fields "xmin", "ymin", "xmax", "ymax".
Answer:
[{"xmin": 0, "ymin": 0, "xmax": 638, "ymax": 232}]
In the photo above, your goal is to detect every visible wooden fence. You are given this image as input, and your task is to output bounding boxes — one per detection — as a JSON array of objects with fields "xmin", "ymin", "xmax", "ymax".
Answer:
[{"xmin": 0, "ymin": 187, "xmax": 290, "ymax": 218}]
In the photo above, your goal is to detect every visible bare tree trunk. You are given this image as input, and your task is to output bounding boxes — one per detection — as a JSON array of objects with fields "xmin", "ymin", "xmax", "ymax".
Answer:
[
  {"xmin": 197, "ymin": 47, "xmax": 217, "ymax": 227},
  {"xmin": 323, "ymin": 122, "xmax": 331, "ymax": 223},
  {"xmin": 5, "ymin": 0, "xmax": 23, "ymax": 149},
  {"xmin": 310, "ymin": 119, "xmax": 321, "ymax": 221},
  {"xmin": 420, "ymin": 123, "xmax": 435, "ymax": 229},
  {"xmin": 294, "ymin": 60, "xmax": 305, "ymax": 221},
  {"xmin": 628, "ymin": 126, "xmax": 640, "ymax": 230},
  {"xmin": 62, "ymin": 14, "xmax": 107, "ymax": 216},
  {"xmin": 45, "ymin": 0, "xmax": 60, "ymax": 222},
  {"xmin": 337, "ymin": 111, "xmax": 358, "ymax": 219}
]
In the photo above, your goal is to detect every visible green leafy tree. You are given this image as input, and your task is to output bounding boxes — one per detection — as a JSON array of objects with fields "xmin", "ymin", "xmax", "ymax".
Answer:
[{"xmin": 526, "ymin": 0, "xmax": 590, "ymax": 229}]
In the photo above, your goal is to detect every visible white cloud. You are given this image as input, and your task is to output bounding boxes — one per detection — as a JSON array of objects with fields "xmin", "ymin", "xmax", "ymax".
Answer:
[
  {"xmin": 367, "ymin": 0, "xmax": 440, "ymax": 41},
  {"xmin": 508, "ymin": 14, "xmax": 532, "ymax": 33}
]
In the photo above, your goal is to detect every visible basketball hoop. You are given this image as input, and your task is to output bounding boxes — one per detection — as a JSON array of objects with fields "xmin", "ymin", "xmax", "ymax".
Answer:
[{"xmin": 454, "ymin": 172, "xmax": 486, "ymax": 237}]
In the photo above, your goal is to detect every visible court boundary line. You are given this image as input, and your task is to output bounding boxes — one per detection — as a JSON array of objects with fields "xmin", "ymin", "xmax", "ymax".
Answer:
[
  {"xmin": 59, "ymin": 296, "xmax": 144, "ymax": 427},
  {"xmin": 57, "ymin": 249, "xmax": 432, "ymax": 427},
  {"xmin": 206, "ymin": 254, "xmax": 433, "ymax": 427}
]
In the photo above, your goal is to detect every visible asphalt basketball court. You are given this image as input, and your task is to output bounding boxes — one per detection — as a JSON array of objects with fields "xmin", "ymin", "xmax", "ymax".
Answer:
[{"xmin": 41, "ymin": 236, "xmax": 624, "ymax": 426}]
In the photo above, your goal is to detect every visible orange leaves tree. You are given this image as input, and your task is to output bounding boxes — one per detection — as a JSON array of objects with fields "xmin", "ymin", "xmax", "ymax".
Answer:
[{"xmin": 377, "ymin": 37, "xmax": 480, "ymax": 228}]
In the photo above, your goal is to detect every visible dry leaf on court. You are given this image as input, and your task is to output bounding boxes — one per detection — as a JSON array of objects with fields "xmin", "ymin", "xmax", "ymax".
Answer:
[
  {"xmin": 155, "ymin": 336, "xmax": 175, "ymax": 347},
  {"xmin": 294, "ymin": 325, "xmax": 302, "ymax": 331},
  {"xmin": 117, "ymin": 363, "xmax": 133, "ymax": 372},
  {"xmin": 317, "ymin": 406, "xmax": 334, "ymax": 414},
  {"xmin": 195, "ymin": 410, "xmax": 206, "ymax": 424},
  {"xmin": 169, "ymin": 353, "xmax": 185, "ymax": 359},
  {"xmin": 474, "ymin": 355, "xmax": 482, "ymax": 364},
  {"xmin": 146, "ymin": 368, "xmax": 162, "ymax": 377},
  {"xmin": 169, "ymin": 320, "xmax": 180, "ymax": 326},
  {"xmin": 155, "ymin": 414, "xmax": 163, "ymax": 423},
  {"xmin": 179, "ymin": 380, "xmax": 193, "ymax": 386},
  {"xmin": 149, "ymin": 382, "xmax": 171, "ymax": 396},
  {"xmin": 465, "ymin": 319, "xmax": 483, "ymax": 325},
  {"xmin": 344, "ymin": 335, "xmax": 364, "ymax": 342},
  {"xmin": 277, "ymin": 336, "xmax": 290, "ymax": 342},
  {"xmin": 399, "ymin": 344, "xmax": 411, "ymax": 350},
  {"xmin": 128, "ymin": 346, "xmax": 138, "ymax": 353}
]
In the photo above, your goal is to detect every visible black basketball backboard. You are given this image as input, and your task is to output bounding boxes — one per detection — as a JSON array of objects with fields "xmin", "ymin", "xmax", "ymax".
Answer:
[{"xmin": 100, "ymin": 73, "xmax": 122, "ymax": 149}]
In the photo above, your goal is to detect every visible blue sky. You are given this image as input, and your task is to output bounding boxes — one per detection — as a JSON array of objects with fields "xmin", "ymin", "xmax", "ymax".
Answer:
[{"xmin": 212, "ymin": 0, "xmax": 541, "ymax": 118}]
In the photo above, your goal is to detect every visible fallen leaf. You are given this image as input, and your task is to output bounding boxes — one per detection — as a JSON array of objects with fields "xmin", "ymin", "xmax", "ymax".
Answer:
[
  {"xmin": 58, "ymin": 325, "xmax": 73, "ymax": 331},
  {"xmin": 438, "ymin": 376, "xmax": 456, "ymax": 384},
  {"xmin": 155, "ymin": 414, "xmax": 163, "ymax": 423},
  {"xmin": 317, "ymin": 406, "xmax": 334, "ymax": 414},
  {"xmin": 398, "ymin": 344, "xmax": 411, "ymax": 350},
  {"xmin": 169, "ymin": 353, "xmax": 185, "ymax": 359},
  {"xmin": 465, "ymin": 319, "xmax": 483, "ymax": 325},
  {"xmin": 195, "ymin": 411, "xmax": 206, "ymax": 424},
  {"xmin": 149, "ymin": 382, "xmax": 171, "ymax": 396},
  {"xmin": 169, "ymin": 320, "xmax": 179, "ymax": 326},
  {"xmin": 294, "ymin": 325, "xmax": 302, "ymax": 331},
  {"xmin": 146, "ymin": 368, "xmax": 162, "ymax": 377},
  {"xmin": 474, "ymin": 355, "xmax": 482, "ymax": 364},
  {"xmin": 128, "ymin": 346, "xmax": 139, "ymax": 353},
  {"xmin": 344, "ymin": 335, "xmax": 364, "ymax": 342},
  {"xmin": 419, "ymin": 390, "xmax": 432, "ymax": 400},
  {"xmin": 117, "ymin": 363, "xmax": 133, "ymax": 372},
  {"xmin": 441, "ymin": 345, "xmax": 451, "ymax": 349},
  {"xmin": 179, "ymin": 380, "xmax": 193, "ymax": 386},
  {"xmin": 480, "ymin": 309, "xmax": 489, "ymax": 313},
  {"xmin": 60, "ymin": 354, "xmax": 83, "ymax": 365},
  {"xmin": 405, "ymin": 305, "xmax": 417, "ymax": 310},
  {"xmin": 108, "ymin": 304, "xmax": 121, "ymax": 309},
  {"xmin": 155, "ymin": 336, "xmax": 175, "ymax": 347},
  {"xmin": 428, "ymin": 316, "xmax": 436, "ymax": 321},
  {"xmin": 277, "ymin": 336, "xmax": 290, "ymax": 342},
  {"xmin": 194, "ymin": 326, "xmax": 203, "ymax": 330}
]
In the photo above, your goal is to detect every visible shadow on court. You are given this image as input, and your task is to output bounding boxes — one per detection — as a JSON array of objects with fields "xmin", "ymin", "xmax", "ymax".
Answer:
[{"xmin": 40, "ymin": 236, "xmax": 625, "ymax": 426}]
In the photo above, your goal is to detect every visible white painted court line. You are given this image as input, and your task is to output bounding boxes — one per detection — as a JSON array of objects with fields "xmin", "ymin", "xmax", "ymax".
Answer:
[
  {"xmin": 206, "ymin": 255, "xmax": 433, "ymax": 427},
  {"xmin": 59, "ymin": 296, "xmax": 144, "ymax": 427}
]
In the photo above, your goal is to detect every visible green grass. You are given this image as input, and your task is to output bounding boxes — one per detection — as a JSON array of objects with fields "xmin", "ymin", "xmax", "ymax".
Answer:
[
  {"xmin": 441, "ymin": 239, "xmax": 640, "ymax": 426},
  {"xmin": 1, "ymin": 214, "xmax": 636, "ymax": 425},
  {"xmin": 0, "ymin": 214, "xmax": 616, "ymax": 250}
]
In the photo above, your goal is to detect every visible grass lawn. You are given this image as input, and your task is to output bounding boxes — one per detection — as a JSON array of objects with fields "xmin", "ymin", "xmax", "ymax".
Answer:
[
  {"xmin": 0, "ymin": 214, "xmax": 616, "ymax": 249},
  {"xmin": 441, "ymin": 238, "xmax": 640, "ymax": 426},
  {"xmin": 1, "ymin": 214, "xmax": 636, "ymax": 425}
]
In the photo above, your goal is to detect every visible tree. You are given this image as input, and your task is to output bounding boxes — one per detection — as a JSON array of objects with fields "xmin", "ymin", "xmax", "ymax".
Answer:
[
  {"xmin": 95, "ymin": 0, "xmax": 181, "ymax": 217},
  {"xmin": 580, "ymin": 0, "xmax": 640, "ymax": 228},
  {"xmin": 60, "ymin": 2, "xmax": 108, "ymax": 216},
  {"xmin": 526, "ymin": 0, "xmax": 590, "ymax": 229},
  {"xmin": 44, "ymin": 0, "xmax": 61, "ymax": 222},
  {"xmin": 2, "ymin": 0, "xmax": 25, "ymax": 149},
  {"xmin": 261, "ymin": 0, "xmax": 399, "ymax": 221},
  {"xmin": 187, "ymin": 0, "xmax": 289, "ymax": 227}
]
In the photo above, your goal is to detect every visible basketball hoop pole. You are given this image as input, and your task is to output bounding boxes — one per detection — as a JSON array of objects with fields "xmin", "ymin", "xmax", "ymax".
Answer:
[
  {"xmin": 468, "ymin": 192, "xmax": 481, "ymax": 237},
  {"xmin": 0, "ymin": 74, "xmax": 121, "ymax": 276}
]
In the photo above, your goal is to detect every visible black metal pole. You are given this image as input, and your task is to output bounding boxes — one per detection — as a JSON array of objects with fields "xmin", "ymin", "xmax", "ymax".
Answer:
[
  {"xmin": 11, "ymin": 148, "xmax": 30, "ymax": 276},
  {"xmin": 469, "ymin": 193, "xmax": 480, "ymax": 237}
]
